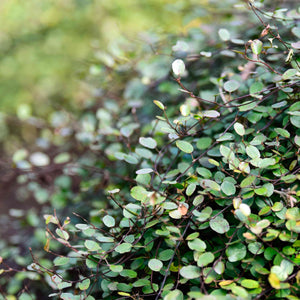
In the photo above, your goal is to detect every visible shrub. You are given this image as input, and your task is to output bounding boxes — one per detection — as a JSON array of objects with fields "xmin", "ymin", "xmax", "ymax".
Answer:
[{"xmin": 1, "ymin": 1, "xmax": 300, "ymax": 299}]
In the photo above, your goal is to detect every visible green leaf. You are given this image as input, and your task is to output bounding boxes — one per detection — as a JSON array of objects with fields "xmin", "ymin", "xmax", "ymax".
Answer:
[
  {"xmin": 164, "ymin": 289, "xmax": 184, "ymax": 300},
  {"xmin": 218, "ymin": 28, "xmax": 230, "ymax": 41},
  {"xmin": 251, "ymin": 39, "xmax": 263, "ymax": 55},
  {"xmin": 290, "ymin": 115, "xmax": 300, "ymax": 128},
  {"xmin": 109, "ymin": 265, "xmax": 123, "ymax": 273},
  {"xmin": 196, "ymin": 137, "xmax": 212, "ymax": 150},
  {"xmin": 220, "ymin": 145, "xmax": 234, "ymax": 159},
  {"xmin": 132, "ymin": 279, "xmax": 150, "ymax": 287},
  {"xmin": 136, "ymin": 168, "xmax": 153, "ymax": 175},
  {"xmin": 120, "ymin": 269, "xmax": 137, "ymax": 278},
  {"xmin": 123, "ymin": 154, "xmax": 139, "ymax": 164},
  {"xmin": 234, "ymin": 122, "xmax": 245, "ymax": 136},
  {"xmin": 56, "ymin": 229, "xmax": 69, "ymax": 241},
  {"xmin": 186, "ymin": 183, "xmax": 196, "ymax": 196},
  {"xmin": 153, "ymin": 100, "xmax": 165, "ymax": 110},
  {"xmin": 226, "ymin": 243, "xmax": 247, "ymax": 262},
  {"xmin": 231, "ymin": 286, "xmax": 248, "ymax": 298},
  {"xmin": 148, "ymin": 259, "xmax": 163, "ymax": 272},
  {"xmin": 248, "ymin": 242, "xmax": 264, "ymax": 254},
  {"xmin": 158, "ymin": 249, "xmax": 174, "ymax": 261},
  {"xmin": 224, "ymin": 80, "xmax": 240, "ymax": 92},
  {"xmin": 172, "ymin": 59, "xmax": 185, "ymax": 76},
  {"xmin": 103, "ymin": 215, "xmax": 115, "ymax": 228},
  {"xmin": 200, "ymin": 179, "xmax": 221, "ymax": 191},
  {"xmin": 257, "ymin": 158, "xmax": 276, "ymax": 168},
  {"xmin": 186, "ymin": 232, "xmax": 199, "ymax": 240},
  {"xmin": 85, "ymin": 240, "xmax": 101, "ymax": 252},
  {"xmin": 115, "ymin": 243, "xmax": 132, "ymax": 254},
  {"xmin": 130, "ymin": 186, "xmax": 148, "ymax": 201},
  {"xmin": 214, "ymin": 261, "xmax": 225, "ymax": 274},
  {"xmin": 282, "ymin": 68, "xmax": 297, "ymax": 80},
  {"xmin": 254, "ymin": 186, "xmax": 267, "ymax": 196},
  {"xmin": 60, "ymin": 293, "xmax": 81, "ymax": 300},
  {"xmin": 240, "ymin": 175, "xmax": 256, "ymax": 188},
  {"xmin": 180, "ymin": 265, "xmax": 201, "ymax": 279},
  {"xmin": 79, "ymin": 279, "xmax": 90, "ymax": 291},
  {"xmin": 221, "ymin": 181, "xmax": 236, "ymax": 196},
  {"xmin": 259, "ymin": 206, "xmax": 271, "ymax": 215},
  {"xmin": 246, "ymin": 145, "xmax": 260, "ymax": 159},
  {"xmin": 209, "ymin": 217, "xmax": 230, "ymax": 234},
  {"xmin": 250, "ymin": 82, "xmax": 264, "ymax": 95},
  {"xmin": 54, "ymin": 257, "xmax": 70, "ymax": 266},
  {"xmin": 196, "ymin": 167, "xmax": 212, "ymax": 178},
  {"xmin": 203, "ymin": 110, "xmax": 220, "ymax": 118},
  {"xmin": 197, "ymin": 252, "xmax": 215, "ymax": 267},
  {"xmin": 188, "ymin": 238, "xmax": 206, "ymax": 251},
  {"xmin": 123, "ymin": 203, "xmax": 141, "ymax": 218},
  {"xmin": 239, "ymin": 101, "xmax": 257, "ymax": 112},
  {"xmin": 176, "ymin": 140, "xmax": 194, "ymax": 153},
  {"xmin": 139, "ymin": 137, "xmax": 157, "ymax": 149},
  {"xmin": 274, "ymin": 128, "xmax": 290, "ymax": 138},
  {"xmin": 294, "ymin": 136, "xmax": 300, "ymax": 147}
]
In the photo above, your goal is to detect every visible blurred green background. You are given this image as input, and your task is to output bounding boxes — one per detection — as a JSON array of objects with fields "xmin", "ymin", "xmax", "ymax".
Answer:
[
  {"xmin": 0, "ymin": 0, "xmax": 213, "ymax": 154},
  {"xmin": 0, "ymin": 0, "xmax": 206, "ymax": 114}
]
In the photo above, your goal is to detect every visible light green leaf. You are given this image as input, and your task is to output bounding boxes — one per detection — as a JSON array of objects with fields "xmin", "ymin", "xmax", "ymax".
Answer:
[
  {"xmin": 109, "ymin": 265, "xmax": 123, "ymax": 273},
  {"xmin": 180, "ymin": 265, "xmax": 201, "ymax": 279},
  {"xmin": 246, "ymin": 145, "xmax": 260, "ymax": 159},
  {"xmin": 153, "ymin": 100, "xmax": 165, "ymax": 110},
  {"xmin": 56, "ymin": 229, "xmax": 69, "ymax": 241},
  {"xmin": 221, "ymin": 181, "xmax": 236, "ymax": 196},
  {"xmin": 241, "ymin": 279, "xmax": 260, "ymax": 289},
  {"xmin": 115, "ymin": 243, "xmax": 132, "ymax": 254},
  {"xmin": 240, "ymin": 175, "xmax": 256, "ymax": 188},
  {"xmin": 158, "ymin": 249, "xmax": 174, "ymax": 261},
  {"xmin": 226, "ymin": 243, "xmax": 247, "ymax": 262},
  {"xmin": 188, "ymin": 238, "xmax": 206, "ymax": 251},
  {"xmin": 148, "ymin": 259, "xmax": 163, "ymax": 272},
  {"xmin": 218, "ymin": 28, "xmax": 230, "ymax": 41},
  {"xmin": 224, "ymin": 80, "xmax": 240, "ymax": 93},
  {"xmin": 54, "ymin": 257, "xmax": 70, "ymax": 266},
  {"xmin": 250, "ymin": 82, "xmax": 264, "ymax": 95},
  {"xmin": 79, "ymin": 279, "xmax": 90, "ymax": 291},
  {"xmin": 251, "ymin": 39, "xmax": 263, "ymax": 55},
  {"xmin": 103, "ymin": 215, "xmax": 115, "ymax": 228},
  {"xmin": 172, "ymin": 59, "xmax": 185, "ymax": 76},
  {"xmin": 209, "ymin": 217, "xmax": 230, "ymax": 234},
  {"xmin": 282, "ymin": 68, "xmax": 297, "ymax": 80},
  {"xmin": 120, "ymin": 269, "xmax": 137, "ymax": 278},
  {"xmin": 275, "ymin": 128, "xmax": 290, "ymax": 138},
  {"xmin": 136, "ymin": 168, "xmax": 153, "ymax": 175},
  {"xmin": 186, "ymin": 183, "xmax": 197, "ymax": 196},
  {"xmin": 197, "ymin": 252, "xmax": 215, "ymax": 267},
  {"xmin": 257, "ymin": 158, "xmax": 276, "ymax": 168},
  {"xmin": 139, "ymin": 137, "xmax": 157, "ymax": 149},
  {"xmin": 290, "ymin": 115, "xmax": 300, "ymax": 128},
  {"xmin": 85, "ymin": 240, "xmax": 101, "ymax": 252},
  {"xmin": 123, "ymin": 154, "xmax": 138, "ymax": 164},
  {"xmin": 231, "ymin": 286, "xmax": 248, "ymax": 298},
  {"xmin": 196, "ymin": 137, "xmax": 212, "ymax": 150},
  {"xmin": 164, "ymin": 289, "xmax": 184, "ymax": 300},
  {"xmin": 200, "ymin": 179, "xmax": 221, "ymax": 191},
  {"xmin": 234, "ymin": 122, "xmax": 245, "ymax": 136},
  {"xmin": 239, "ymin": 203, "xmax": 251, "ymax": 216},
  {"xmin": 214, "ymin": 261, "xmax": 225, "ymax": 274},
  {"xmin": 203, "ymin": 110, "xmax": 220, "ymax": 118},
  {"xmin": 176, "ymin": 140, "xmax": 194, "ymax": 153},
  {"xmin": 130, "ymin": 186, "xmax": 148, "ymax": 201}
]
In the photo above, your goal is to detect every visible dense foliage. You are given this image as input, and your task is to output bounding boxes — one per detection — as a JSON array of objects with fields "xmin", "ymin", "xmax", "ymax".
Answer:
[{"xmin": 1, "ymin": 0, "xmax": 300, "ymax": 299}]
